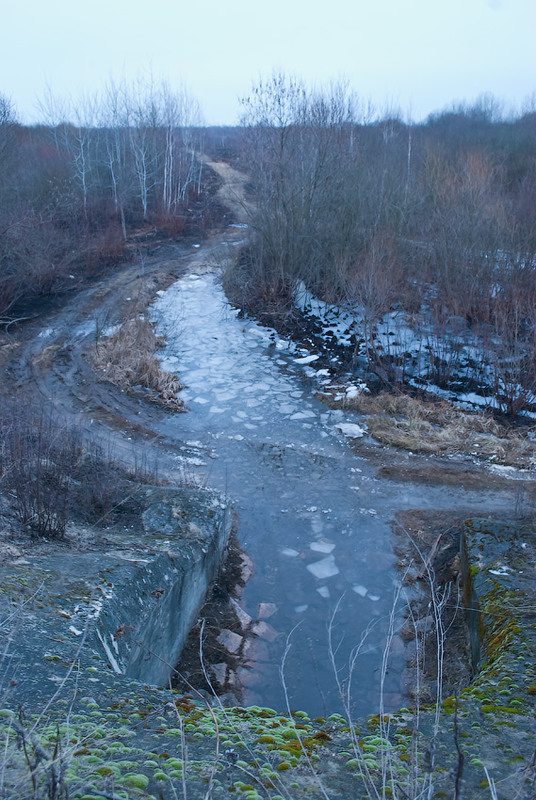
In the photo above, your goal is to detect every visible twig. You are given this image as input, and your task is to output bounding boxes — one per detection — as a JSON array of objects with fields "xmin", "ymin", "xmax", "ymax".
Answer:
[
  {"xmin": 0, "ymin": 315, "xmax": 38, "ymax": 331},
  {"xmin": 453, "ymin": 696, "xmax": 464, "ymax": 800},
  {"xmin": 416, "ymin": 529, "xmax": 449, "ymax": 580}
]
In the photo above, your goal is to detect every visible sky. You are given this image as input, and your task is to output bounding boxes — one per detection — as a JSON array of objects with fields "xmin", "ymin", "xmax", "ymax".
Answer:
[{"xmin": 2, "ymin": 0, "xmax": 535, "ymax": 125}]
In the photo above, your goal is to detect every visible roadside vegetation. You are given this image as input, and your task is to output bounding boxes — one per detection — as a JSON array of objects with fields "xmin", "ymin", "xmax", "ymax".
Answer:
[
  {"xmin": 0, "ymin": 81, "xmax": 223, "ymax": 327},
  {"xmin": 0, "ymin": 399, "xmax": 158, "ymax": 539},
  {"xmin": 225, "ymin": 74, "xmax": 536, "ymax": 416},
  {"xmin": 320, "ymin": 387, "xmax": 536, "ymax": 467},
  {"xmin": 93, "ymin": 314, "xmax": 185, "ymax": 411}
]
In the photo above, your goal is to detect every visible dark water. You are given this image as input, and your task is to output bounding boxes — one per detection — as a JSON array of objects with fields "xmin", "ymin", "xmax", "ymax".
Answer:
[{"xmin": 152, "ymin": 271, "xmax": 515, "ymax": 717}]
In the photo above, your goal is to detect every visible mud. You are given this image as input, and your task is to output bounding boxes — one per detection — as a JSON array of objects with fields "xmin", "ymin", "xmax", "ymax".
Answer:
[{"xmin": 378, "ymin": 462, "xmax": 529, "ymax": 490}]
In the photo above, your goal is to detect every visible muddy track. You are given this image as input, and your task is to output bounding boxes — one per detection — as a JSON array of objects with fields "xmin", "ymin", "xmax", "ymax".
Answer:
[{"xmin": 2, "ymin": 158, "xmax": 251, "ymax": 479}]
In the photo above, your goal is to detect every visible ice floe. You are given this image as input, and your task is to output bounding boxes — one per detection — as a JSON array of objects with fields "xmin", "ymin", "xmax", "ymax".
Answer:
[
  {"xmin": 217, "ymin": 629, "xmax": 243, "ymax": 654},
  {"xmin": 307, "ymin": 555, "xmax": 339, "ymax": 579},
  {"xmin": 290, "ymin": 409, "xmax": 317, "ymax": 420},
  {"xmin": 280, "ymin": 547, "xmax": 300, "ymax": 557},
  {"xmin": 257, "ymin": 602, "xmax": 277, "ymax": 619},
  {"xmin": 251, "ymin": 621, "xmax": 278, "ymax": 642},
  {"xmin": 310, "ymin": 540, "xmax": 335, "ymax": 554},
  {"xmin": 294, "ymin": 354, "xmax": 320, "ymax": 364}
]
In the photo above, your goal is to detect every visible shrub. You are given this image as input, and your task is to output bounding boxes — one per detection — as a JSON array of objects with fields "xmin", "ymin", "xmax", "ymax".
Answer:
[{"xmin": 0, "ymin": 404, "xmax": 82, "ymax": 537}]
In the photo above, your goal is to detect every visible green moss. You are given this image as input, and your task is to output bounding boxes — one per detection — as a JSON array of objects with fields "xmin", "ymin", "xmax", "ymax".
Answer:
[
  {"xmin": 122, "ymin": 773, "xmax": 149, "ymax": 789},
  {"xmin": 281, "ymin": 729, "xmax": 298, "ymax": 741}
]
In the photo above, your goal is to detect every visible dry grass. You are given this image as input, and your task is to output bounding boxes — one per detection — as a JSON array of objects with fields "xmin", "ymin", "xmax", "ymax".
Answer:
[
  {"xmin": 94, "ymin": 316, "xmax": 185, "ymax": 411},
  {"xmin": 320, "ymin": 388, "xmax": 536, "ymax": 468}
]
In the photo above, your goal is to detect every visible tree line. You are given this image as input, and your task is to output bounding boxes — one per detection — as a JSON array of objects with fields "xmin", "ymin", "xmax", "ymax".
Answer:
[
  {"xmin": 0, "ymin": 80, "xmax": 220, "ymax": 321},
  {"xmin": 2, "ymin": 74, "xmax": 536, "ymax": 411},
  {"xmin": 228, "ymin": 75, "xmax": 536, "ymax": 412}
]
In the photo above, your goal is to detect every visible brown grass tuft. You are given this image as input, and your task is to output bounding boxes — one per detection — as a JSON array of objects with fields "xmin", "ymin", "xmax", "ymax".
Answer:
[
  {"xmin": 319, "ymin": 388, "xmax": 536, "ymax": 468},
  {"xmin": 94, "ymin": 316, "xmax": 185, "ymax": 411}
]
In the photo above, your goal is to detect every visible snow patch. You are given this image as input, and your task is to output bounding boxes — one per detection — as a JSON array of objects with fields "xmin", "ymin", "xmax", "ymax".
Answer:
[{"xmin": 335, "ymin": 422, "xmax": 365, "ymax": 438}]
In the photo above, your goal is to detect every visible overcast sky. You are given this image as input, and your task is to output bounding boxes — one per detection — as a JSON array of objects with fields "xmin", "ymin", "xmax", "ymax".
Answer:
[{"xmin": 2, "ymin": 0, "xmax": 535, "ymax": 125}]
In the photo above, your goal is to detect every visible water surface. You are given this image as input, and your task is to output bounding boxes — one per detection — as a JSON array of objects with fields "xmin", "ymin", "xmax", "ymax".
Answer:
[{"xmin": 152, "ymin": 272, "xmax": 514, "ymax": 717}]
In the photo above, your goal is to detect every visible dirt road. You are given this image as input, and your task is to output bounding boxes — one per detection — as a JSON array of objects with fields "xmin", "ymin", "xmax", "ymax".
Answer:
[{"xmin": 1, "ymin": 158, "xmax": 251, "ymax": 480}]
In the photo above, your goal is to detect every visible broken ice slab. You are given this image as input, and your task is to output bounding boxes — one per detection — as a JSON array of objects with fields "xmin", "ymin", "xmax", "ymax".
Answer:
[
  {"xmin": 244, "ymin": 381, "xmax": 271, "ymax": 392},
  {"xmin": 306, "ymin": 554, "xmax": 339, "ymax": 579},
  {"xmin": 310, "ymin": 540, "xmax": 335, "ymax": 554},
  {"xmin": 215, "ymin": 390, "xmax": 237, "ymax": 401},
  {"xmin": 290, "ymin": 410, "xmax": 316, "ymax": 420},
  {"xmin": 368, "ymin": 594, "xmax": 380, "ymax": 601},
  {"xmin": 216, "ymin": 629, "xmax": 243, "ymax": 654},
  {"xmin": 294, "ymin": 354, "xmax": 320, "ymax": 364},
  {"xmin": 193, "ymin": 396, "xmax": 210, "ymax": 404},
  {"xmin": 251, "ymin": 621, "xmax": 279, "ymax": 642},
  {"xmin": 230, "ymin": 598, "xmax": 253, "ymax": 630},
  {"xmin": 352, "ymin": 584, "xmax": 368, "ymax": 597},
  {"xmin": 257, "ymin": 602, "xmax": 277, "ymax": 619},
  {"xmin": 317, "ymin": 586, "xmax": 331, "ymax": 598},
  {"xmin": 311, "ymin": 517, "xmax": 324, "ymax": 535},
  {"xmin": 211, "ymin": 662, "xmax": 227, "ymax": 685},
  {"xmin": 335, "ymin": 422, "xmax": 365, "ymax": 438},
  {"xmin": 280, "ymin": 547, "xmax": 300, "ymax": 557},
  {"xmin": 242, "ymin": 638, "xmax": 271, "ymax": 662},
  {"xmin": 345, "ymin": 384, "xmax": 368, "ymax": 399},
  {"xmin": 294, "ymin": 604, "xmax": 308, "ymax": 613},
  {"xmin": 239, "ymin": 553, "xmax": 255, "ymax": 586}
]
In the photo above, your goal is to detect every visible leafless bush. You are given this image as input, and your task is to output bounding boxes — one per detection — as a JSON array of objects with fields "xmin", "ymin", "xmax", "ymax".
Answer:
[
  {"xmin": 0, "ymin": 401, "xmax": 160, "ymax": 537},
  {"xmin": 0, "ymin": 405, "xmax": 82, "ymax": 537}
]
